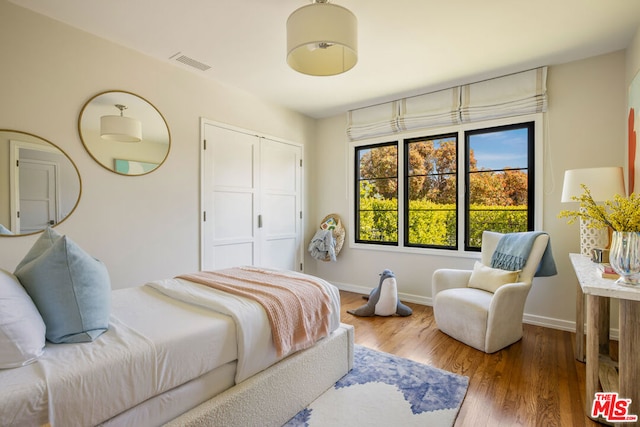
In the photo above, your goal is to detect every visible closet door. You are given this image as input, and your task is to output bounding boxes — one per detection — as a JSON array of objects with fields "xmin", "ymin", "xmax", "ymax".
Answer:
[
  {"xmin": 201, "ymin": 121, "xmax": 303, "ymax": 271},
  {"xmin": 202, "ymin": 123, "xmax": 258, "ymax": 270},
  {"xmin": 259, "ymin": 138, "xmax": 302, "ymax": 271}
]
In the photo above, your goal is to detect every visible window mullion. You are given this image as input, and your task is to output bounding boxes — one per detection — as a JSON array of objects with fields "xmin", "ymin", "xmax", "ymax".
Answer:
[
  {"xmin": 397, "ymin": 140, "xmax": 405, "ymax": 247},
  {"xmin": 458, "ymin": 130, "xmax": 466, "ymax": 252}
]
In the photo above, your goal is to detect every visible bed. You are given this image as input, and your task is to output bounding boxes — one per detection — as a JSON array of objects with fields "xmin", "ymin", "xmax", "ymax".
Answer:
[{"xmin": 0, "ymin": 266, "xmax": 354, "ymax": 427}]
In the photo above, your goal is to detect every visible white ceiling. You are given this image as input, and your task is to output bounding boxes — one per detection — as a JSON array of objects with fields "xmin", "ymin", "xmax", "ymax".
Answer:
[{"xmin": 9, "ymin": 0, "xmax": 640, "ymax": 118}]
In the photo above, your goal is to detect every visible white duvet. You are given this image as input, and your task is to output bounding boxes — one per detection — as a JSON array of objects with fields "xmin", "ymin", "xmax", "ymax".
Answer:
[
  {"xmin": 0, "ymin": 286, "xmax": 237, "ymax": 427},
  {"xmin": 147, "ymin": 270, "xmax": 341, "ymax": 383},
  {"xmin": 0, "ymin": 316, "xmax": 162, "ymax": 427}
]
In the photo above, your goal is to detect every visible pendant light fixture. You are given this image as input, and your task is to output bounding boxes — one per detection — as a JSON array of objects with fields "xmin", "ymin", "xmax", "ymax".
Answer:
[
  {"xmin": 286, "ymin": 0, "xmax": 357, "ymax": 76},
  {"xmin": 100, "ymin": 104, "xmax": 142, "ymax": 142}
]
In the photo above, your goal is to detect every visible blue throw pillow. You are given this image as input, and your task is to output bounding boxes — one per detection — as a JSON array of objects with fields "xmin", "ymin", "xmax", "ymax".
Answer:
[
  {"xmin": 14, "ymin": 227, "xmax": 61, "ymax": 271},
  {"xmin": 14, "ymin": 231, "xmax": 111, "ymax": 344}
]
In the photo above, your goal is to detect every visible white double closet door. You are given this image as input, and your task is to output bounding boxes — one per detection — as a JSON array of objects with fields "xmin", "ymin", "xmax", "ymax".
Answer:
[{"xmin": 201, "ymin": 120, "xmax": 303, "ymax": 272}]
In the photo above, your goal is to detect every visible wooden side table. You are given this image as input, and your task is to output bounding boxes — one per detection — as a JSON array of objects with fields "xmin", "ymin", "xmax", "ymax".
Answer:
[{"xmin": 570, "ymin": 253, "xmax": 640, "ymax": 423}]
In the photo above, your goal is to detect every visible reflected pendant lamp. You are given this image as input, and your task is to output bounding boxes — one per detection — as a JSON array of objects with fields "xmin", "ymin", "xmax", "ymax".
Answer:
[
  {"xmin": 100, "ymin": 104, "xmax": 142, "ymax": 142},
  {"xmin": 286, "ymin": 0, "xmax": 357, "ymax": 76}
]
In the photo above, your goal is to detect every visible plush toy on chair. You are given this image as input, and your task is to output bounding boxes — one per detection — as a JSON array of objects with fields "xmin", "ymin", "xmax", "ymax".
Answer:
[{"xmin": 347, "ymin": 269, "xmax": 412, "ymax": 317}]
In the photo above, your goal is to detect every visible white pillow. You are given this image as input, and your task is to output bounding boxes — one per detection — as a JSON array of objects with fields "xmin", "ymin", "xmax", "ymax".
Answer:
[
  {"xmin": 467, "ymin": 261, "xmax": 520, "ymax": 293},
  {"xmin": 0, "ymin": 268, "xmax": 46, "ymax": 369}
]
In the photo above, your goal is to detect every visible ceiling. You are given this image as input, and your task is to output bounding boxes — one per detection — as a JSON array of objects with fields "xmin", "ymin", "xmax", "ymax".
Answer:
[{"xmin": 9, "ymin": 0, "xmax": 640, "ymax": 118}]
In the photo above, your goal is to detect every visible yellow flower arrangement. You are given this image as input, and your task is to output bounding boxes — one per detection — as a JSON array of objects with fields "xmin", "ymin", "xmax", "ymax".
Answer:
[{"xmin": 558, "ymin": 185, "xmax": 640, "ymax": 232}]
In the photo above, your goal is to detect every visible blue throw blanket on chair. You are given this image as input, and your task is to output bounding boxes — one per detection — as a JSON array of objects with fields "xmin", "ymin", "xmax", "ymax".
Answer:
[{"xmin": 490, "ymin": 231, "xmax": 557, "ymax": 277}]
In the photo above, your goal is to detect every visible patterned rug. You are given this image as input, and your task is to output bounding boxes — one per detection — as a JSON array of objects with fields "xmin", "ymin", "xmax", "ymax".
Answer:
[{"xmin": 283, "ymin": 345, "xmax": 469, "ymax": 427}]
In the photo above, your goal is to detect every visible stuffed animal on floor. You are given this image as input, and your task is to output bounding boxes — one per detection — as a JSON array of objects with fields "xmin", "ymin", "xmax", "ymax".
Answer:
[{"xmin": 347, "ymin": 269, "xmax": 412, "ymax": 317}]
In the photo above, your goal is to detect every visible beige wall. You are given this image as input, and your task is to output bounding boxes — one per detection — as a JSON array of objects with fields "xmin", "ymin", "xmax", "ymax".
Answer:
[
  {"xmin": 0, "ymin": 1, "xmax": 316, "ymax": 288},
  {"xmin": 627, "ymin": 26, "xmax": 640, "ymax": 189},
  {"xmin": 628, "ymin": 27, "xmax": 640, "ymax": 86},
  {"xmin": 309, "ymin": 51, "xmax": 628, "ymax": 331}
]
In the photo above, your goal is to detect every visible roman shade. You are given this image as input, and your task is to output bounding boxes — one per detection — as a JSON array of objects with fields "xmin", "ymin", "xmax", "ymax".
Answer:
[
  {"xmin": 347, "ymin": 67, "xmax": 548, "ymax": 141},
  {"xmin": 398, "ymin": 87, "xmax": 461, "ymax": 133},
  {"xmin": 459, "ymin": 67, "xmax": 547, "ymax": 123},
  {"xmin": 347, "ymin": 101, "xmax": 399, "ymax": 141}
]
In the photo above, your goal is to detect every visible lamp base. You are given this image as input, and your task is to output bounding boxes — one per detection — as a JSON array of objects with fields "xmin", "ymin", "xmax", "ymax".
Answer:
[{"xmin": 579, "ymin": 218, "xmax": 608, "ymax": 257}]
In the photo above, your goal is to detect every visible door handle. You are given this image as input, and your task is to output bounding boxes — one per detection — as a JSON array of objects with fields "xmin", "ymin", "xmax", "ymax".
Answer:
[{"xmin": 258, "ymin": 215, "xmax": 263, "ymax": 228}]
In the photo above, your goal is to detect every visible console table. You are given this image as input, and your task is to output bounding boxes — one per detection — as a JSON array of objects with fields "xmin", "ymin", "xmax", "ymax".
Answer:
[{"xmin": 570, "ymin": 253, "xmax": 640, "ymax": 423}]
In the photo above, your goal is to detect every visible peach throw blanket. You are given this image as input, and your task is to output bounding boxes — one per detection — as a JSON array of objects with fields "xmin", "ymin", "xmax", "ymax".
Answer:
[{"xmin": 177, "ymin": 267, "xmax": 331, "ymax": 357}]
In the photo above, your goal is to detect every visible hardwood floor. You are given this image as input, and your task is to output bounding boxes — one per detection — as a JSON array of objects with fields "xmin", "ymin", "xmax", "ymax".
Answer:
[{"xmin": 339, "ymin": 290, "xmax": 604, "ymax": 427}]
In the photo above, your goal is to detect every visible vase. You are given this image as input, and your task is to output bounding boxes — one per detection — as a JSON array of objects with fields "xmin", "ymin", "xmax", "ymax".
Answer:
[{"xmin": 609, "ymin": 231, "xmax": 640, "ymax": 286}]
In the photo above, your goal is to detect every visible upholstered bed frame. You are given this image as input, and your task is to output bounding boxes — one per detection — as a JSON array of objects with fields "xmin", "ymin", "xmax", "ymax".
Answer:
[{"xmin": 166, "ymin": 324, "xmax": 354, "ymax": 427}]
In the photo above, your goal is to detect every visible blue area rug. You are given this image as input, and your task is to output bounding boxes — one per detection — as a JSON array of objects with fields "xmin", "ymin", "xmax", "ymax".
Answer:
[{"xmin": 283, "ymin": 345, "xmax": 469, "ymax": 426}]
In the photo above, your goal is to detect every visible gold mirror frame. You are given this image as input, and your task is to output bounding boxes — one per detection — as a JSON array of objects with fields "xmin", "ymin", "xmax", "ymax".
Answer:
[
  {"xmin": 78, "ymin": 90, "xmax": 171, "ymax": 176},
  {"xmin": 0, "ymin": 129, "xmax": 82, "ymax": 237}
]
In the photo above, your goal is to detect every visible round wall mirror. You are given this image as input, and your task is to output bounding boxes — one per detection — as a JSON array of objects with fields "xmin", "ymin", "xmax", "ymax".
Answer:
[
  {"xmin": 0, "ymin": 129, "xmax": 82, "ymax": 236},
  {"xmin": 78, "ymin": 90, "xmax": 171, "ymax": 175}
]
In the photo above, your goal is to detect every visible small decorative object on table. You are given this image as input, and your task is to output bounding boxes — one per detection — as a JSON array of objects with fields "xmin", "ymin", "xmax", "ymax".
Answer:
[
  {"xmin": 596, "ymin": 263, "xmax": 620, "ymax": 279},
  {"xmin": 559, "ymin": 186, "xmax": 640, "ymax": 285}
]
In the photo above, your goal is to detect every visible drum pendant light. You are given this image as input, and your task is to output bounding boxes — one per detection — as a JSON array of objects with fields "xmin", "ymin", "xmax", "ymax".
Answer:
[
  {"xmin": 100, "ymin": 104, "xmax": 142, "ymax": 142},
  {"xmin": 286, "ymin": 0, "xmax": 357, "ymax": 76}
]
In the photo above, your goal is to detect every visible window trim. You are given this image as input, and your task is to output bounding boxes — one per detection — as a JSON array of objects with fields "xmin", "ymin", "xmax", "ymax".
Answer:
[{"xmin": 348, "ymin": 113, "xmax": 544, "ymax": 258}]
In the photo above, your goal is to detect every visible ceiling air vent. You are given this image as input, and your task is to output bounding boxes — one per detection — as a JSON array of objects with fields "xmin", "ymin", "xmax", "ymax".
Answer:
[{"xmin": 169, "ymin": 52, "xmax": 212, "ymax": 72}]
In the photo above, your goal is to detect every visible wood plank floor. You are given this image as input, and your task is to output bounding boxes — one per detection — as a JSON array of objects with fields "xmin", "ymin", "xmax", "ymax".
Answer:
[{"xmin": 340, "ymin": 290, "xmax": 604, "ymax": 427}]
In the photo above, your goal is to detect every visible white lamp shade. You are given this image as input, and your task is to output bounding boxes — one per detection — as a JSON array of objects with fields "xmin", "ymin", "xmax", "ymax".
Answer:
[
  {"xmin": 561, "ymin": 166, "xmax": 626, "ymax": 202},
  {"xmin": 100, "ymin": 115, "xmax": 142, "ymax": 142},
  {"xmin": 287, "ymin": 2, "xmax": 357, "ymax": 76}
]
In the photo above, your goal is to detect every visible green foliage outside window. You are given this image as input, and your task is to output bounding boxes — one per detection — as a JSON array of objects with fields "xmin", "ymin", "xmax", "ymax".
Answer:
[
  {"xmin": 467, "ymin": 205, "xmax": 528, "ymax": 248},
  {"xmin": 358, "ymin": 197, "xmax": 527, "ymax": 248},
  {"xmin": 358, "ymin": 197, "xmax": 398, "ymax": 242},
  {"xmin": 407, "ymin": 200, "xmax": 456, "ymax": 247}
]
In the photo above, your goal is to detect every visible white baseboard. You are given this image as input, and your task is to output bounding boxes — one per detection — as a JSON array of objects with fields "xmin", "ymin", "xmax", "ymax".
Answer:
[{"xmin": 333, "ymin": 281, "xmax": 620, "ymax": 339}]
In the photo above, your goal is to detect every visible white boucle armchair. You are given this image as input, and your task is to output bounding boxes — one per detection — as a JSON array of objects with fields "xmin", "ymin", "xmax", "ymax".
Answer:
[{"xmin": 431, "ymin": 231, "xmax": 549, "ymax": 353}]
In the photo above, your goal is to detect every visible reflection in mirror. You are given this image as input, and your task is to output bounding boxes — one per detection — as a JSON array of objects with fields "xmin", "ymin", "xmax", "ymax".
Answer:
[
  {"xmin": 0, "ymin": 130, "xmax": 81, "ymax": 236},
  {"xmin": 78, "ymin": 91, "xmax": 171, "ymax": 175}
]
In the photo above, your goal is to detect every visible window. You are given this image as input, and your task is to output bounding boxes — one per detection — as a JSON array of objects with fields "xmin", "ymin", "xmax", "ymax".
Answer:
[
  {"xmin": 353, "ymin": 119, "xmax": 537, "ymax": 252},
  {"xmin": 465, "ymin": 123, "xmax": 534, "ymax": 250},
  {"xmin": 404, "ymin": 133, "xmax": 458, "ymax": 249},
  {"xmin": 355, "ymin": 142, "xmax": 398, "ymax": 244}
]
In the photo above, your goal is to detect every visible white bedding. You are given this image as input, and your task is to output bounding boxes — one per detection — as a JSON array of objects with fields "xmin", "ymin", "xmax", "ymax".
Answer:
[
  {"xmin": 0, "ymin": 271, "xmax": 341, "ymax": 427},
  {"xmin": 0, "ymin": 286, "xmax": 237, "ymax": 427},
  {"xmin": 147, "ymin": 270, "xmax": 341, "ymax": 383}
]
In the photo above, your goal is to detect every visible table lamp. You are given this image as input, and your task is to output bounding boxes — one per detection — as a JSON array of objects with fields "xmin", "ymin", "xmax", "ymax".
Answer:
[{"xmin": 561, "ymin": 167, "xmax": 626, "ymax": 256}]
